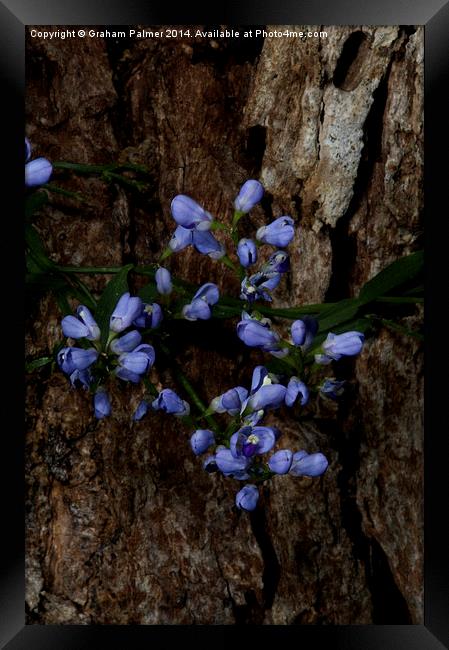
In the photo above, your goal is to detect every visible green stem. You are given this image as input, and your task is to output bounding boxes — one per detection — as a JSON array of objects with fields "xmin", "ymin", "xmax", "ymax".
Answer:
[
  {"xmin": 159, "ymin": 343, "xmax": 220, "ymax": 434},
  {"xmin": 53, "ymin": 161, "xmax": 150, "ymax": 174},
  {"xmin": 220, "ymin": 255, "xmax": 239, "ymax": 274},
  {"xmin": 42, "ymin": 183, "xmax": 91, "ymax": 204}
]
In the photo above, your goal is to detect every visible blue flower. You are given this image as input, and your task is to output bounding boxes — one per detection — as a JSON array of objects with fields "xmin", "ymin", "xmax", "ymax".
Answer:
[
  {"xmin": 57, "ymin": 347, "xmax": 98, "ymax": 375},
  {"xmin": 261, "ymin": 250, "xmax": 290, "ymax": 274},
  {"xmin": 291, "ymin": 316, "xmax": 318, "ymax": 348},
  {"xmin": 133, "ymin": 400, "xmax": 149, "ymax": 421},
  {"xmin": 285, "ymin": 377, "xmax": 309, "ymax": 407},
  {"xmin": 169, "ymin": 227, "xmax": 225, "ymax": 259},
  {"xmin": 109, "ymin": 330, "xmax": 142, "ymax": 354},
  {"xmin": 133, "ymin": 303, "xmax": 163, "ymax": 329},
  {"xmin": 320, "ymin": 379, "xmax": 346, "ymax": 400},
  {"xmin": 256, "ymin": 216, "xmax": 295, "ymax": 247},
  {"xmin": 230, "ymin": 426, "xmax": 276, "ymax": 459},
  {"xmin": 155, "ymin": 267, "xmax": 173, "ymax": 295},
  {"xmin": 240, "ymin": 271, "xmax": 281, "ymax": 303},
  {"xmin": 110, "ymin": 293, "xmax": 143, "ymax": 333},
  {"xmin": 316, "ymin": 331, "xmax": 365, "ymax": 364},
  {"xmin": 94, "ymin": 389, "xmax": 111, "ymax": 419},
  {"xmin": 235, "ymin": 484, "xmax": 259, "ymax": 511},
  {"xmin": 237, "ymin": 318, "xmax": 281, "ymax": 351},
  {"xmin": 246, "ymin": 383, "xmax": 287, "ymax": 412},
  {"xmin": 237, "ymin": 238, "xmax": 258, "ymax": 268},
  {"xmin": 182, "ymin": 299, "xmax": 212, "ymax": 321},
  {"xmin": 268, "ymin": 449, "xmax": 293, "ymax": 474},
  {"xmin": 234, "ymin": 180, "xmax": 264, "ymax": 213},
  {"xmin": 210, "ymin": 386, "xmax": 248, "ymax": 416},
  {"xmin": 182, "ymin": 282, "xmax": 219, "ymax": 321},
  {"xmin": 192, "ymin": 230, "xmax": 225, "ymax": 259},
  {"xmin": 115, "ymin": 344, "xmax": 155, "ymax": 383},
  {"xmin": 61, "ymin": 305, "xmax": 100, "ymax": 341},
  {"xmin": 171, "ymin": 194, "xmax": 213, "ymax": 230},
  {"xmin": 152, "ymin": 388, "xmax": 190, "ymax": 416},
  {"xmin": 25, "ymin": 139, "xmax": 52, "ymax": 187},
  {"xmin": 69, "ymin": 368, "xmax": 92, "ymax": 390},
  {"xmin": 169, "ymin": 225, "xmax": 193, "ymax": 252},
  {"xmin": 215, "ymin": 448, "xmax": 250, "ymax": 479},
  {"xmin": 289, "ymin": 450, "xmax": 328, "ymax": 477},
  {"xmin": 190, "ymin": 429, "xmax": 215, "ymax": 455}
]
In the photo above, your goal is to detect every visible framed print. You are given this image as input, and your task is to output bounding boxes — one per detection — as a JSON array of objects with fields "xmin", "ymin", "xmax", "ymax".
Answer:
[{"xmin": 1, "ymin": 0, "xmax": 447, "ymax": 648}]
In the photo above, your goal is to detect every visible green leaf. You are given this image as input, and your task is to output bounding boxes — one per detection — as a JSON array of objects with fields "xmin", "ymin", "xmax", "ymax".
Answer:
[
  {"xmin": 358, "ymin": 251, "xmax": 423, "ymax": 305},
  {"xmin": 379, "ymin": 318, "xmax": 424, "ymax": 341},
  {"xmin": 25, "ymin": 191, "xmax": 48, "ymax": 219},
  {"xmin": 25, "ymin": 224, "xmax": 56, "ymax": 271},
  {"xmin": 138, "ymin": 282, "xmax": 158, "ymax": 303},
  {"xmin": 95, "ymin": 264, "xmax": 134, "ymax": 347},
  {"xmin": 26, "ymin": 356, "xmax": 53, "ymax": 372},
  {"xmin": 317, "ymin": 298, "xmax": 361, "ymax": 332},
  {"xmin": 305, "ymin": 317, "xmax": 375, "ymax": 361}
]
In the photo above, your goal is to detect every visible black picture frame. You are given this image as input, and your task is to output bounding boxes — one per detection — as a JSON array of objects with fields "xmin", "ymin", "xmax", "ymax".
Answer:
[{"xmin": 2, "ymin": 0, "xmax": 448, "ymax": 647}]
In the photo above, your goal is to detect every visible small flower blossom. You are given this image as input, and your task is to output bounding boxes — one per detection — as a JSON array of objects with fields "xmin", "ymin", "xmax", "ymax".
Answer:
[
  {"xmin": 285, "ymin": 377, "xmax": 309, "ymax": 407},
  {"xmin": 152, "ymin": 389, "xmax": 190, "ymax": 416},
  {"xmin": 215, "ymin": 448, "xmax": 250, "ymax": 479},
  {"xmin": 235, "ymin": 484, "xmax": 259, "ymax": 511},
  {"xmin": 320, "ymin": 379, "xmax": 346, "ymax": 400},
  {"xmin": 115, "ymin": 344, "xmax": 155, "ymax": 383},
  {"xmin": 289, "ymin": 450, "xmax": 328, "ymax": 477},
  {"xmin": 246, "ymin": 383, "xmax": 287, "ymax": 412},
  {"xmin": 316, "ymin": 331, "xmax": 365, "ymax": 364},
  {"xmin": 94, "ymin": 389, "xmax": 111, "ymax": 419},
  {"xmin": 240, "ymin": 271, "xmax": 281, "ymax": 303},
  {"xmin": 268, "ymin": 449, "xmax": 293, "ymax": 474},
  {"xmin": 109, "ymin": 293, "xmax": 143, "ymax": 333},
  {"xmin": 291, "ymin": 317, "xmax": 318, "ymax": 348},
  {"xmin": 182, "ymin": 283, "xmax": 219, "ymax": 321},
  {"xmin": 230, "ymin": 426, "xmax": 276, "ymax": 459},
  {"xmin": 234, "ymin": 180, "xmax": 264, "ymax": 213},
  {"xmin": 133, "ymin": 400, "xmax": 149, "ymax": 421},
  {"xmin": 69, "ymin": 368, "xmax": 92, "ymax": 390},
  {"xmin": 25, "ymin": 139, "xmax": 52, "ymax": 187},
  {"xmin": 169, "ymin": 227, "xmax": 225, "ymax": 259},
  {"xmin": 133, "ymin": 303, "xmax": 163, "ymax": 329},
  {"xmin": 171, "ymin": 195, "xmax": 213, "ymax": 231},
  {"xmin": 169, "ymin": 225, "xmax": 193, "ymax": 252},
  {"xmin": 192, "ymin": 230, "xmax": 225, "ymax": 259},
  {"xmin": 109, "ymin": 330, "xmax": 142, "ymax": 354},
  {"xmin": 57, "ymin": 347, "xmax": 98, "ymax": 375},
  {"xmin": 256, "ymin": 216, "xmax": 295, "ymax": 247},
  {"xmin": 61, "ymin": 305, "xmax": 100, "ymax": 341},
  {"xmin": 155, "ymin": 267, "xmax": 173, "ymax": 295},
  {"xmin": 261, "ymin": 250, "xmax": 290, "ymax": 275},
  {"xmin": 236, "ymin": 318, "xmax": 281, "ymax": 352},
  {"xmin": 210, "ymin": 386, "xmax": 248, "ymax": 416},
  {"xmin": 237, "ymin": 238, "xmax": 258, "ymax": 268},
  {"xmin": 190, "ymin": 429, "xmax": 215, "ymax": 455}
]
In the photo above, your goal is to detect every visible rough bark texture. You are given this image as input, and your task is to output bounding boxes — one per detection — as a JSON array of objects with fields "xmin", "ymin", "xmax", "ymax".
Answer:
[{"xmin": 25, "ymin": 25, "xmax": 423, "ymax": 624}]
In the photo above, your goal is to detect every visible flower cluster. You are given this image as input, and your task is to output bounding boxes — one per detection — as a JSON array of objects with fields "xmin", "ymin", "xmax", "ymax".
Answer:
[
  {"xmin": 168, "ymin": 195, "xmax": 225, "ymax": 259},
  {"xmin": 52, "ymin": 175, "xmax": 367, "ymax": 514},
  {"xmin": 189, "ymin": 365, "xmax": 328, "ymax": 511},
  {"xmin": 25, "ymin": 137, "xmax": 52, "ymax": 187},
  {"xmin": 57, "ymin": 273, "xmax": 192, "ymax": 420}
]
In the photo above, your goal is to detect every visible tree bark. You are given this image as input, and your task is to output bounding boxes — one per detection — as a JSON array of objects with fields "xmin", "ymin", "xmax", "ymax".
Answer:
[{"xmin": 25, "ymin": 25, "xmax": 423, "ymax": 624}]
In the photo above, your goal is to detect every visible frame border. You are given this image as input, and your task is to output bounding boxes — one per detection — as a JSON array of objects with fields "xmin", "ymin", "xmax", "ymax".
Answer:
[{"xmin": 2, "ymin": 0, "xmax": 447, "ymax": 647}]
